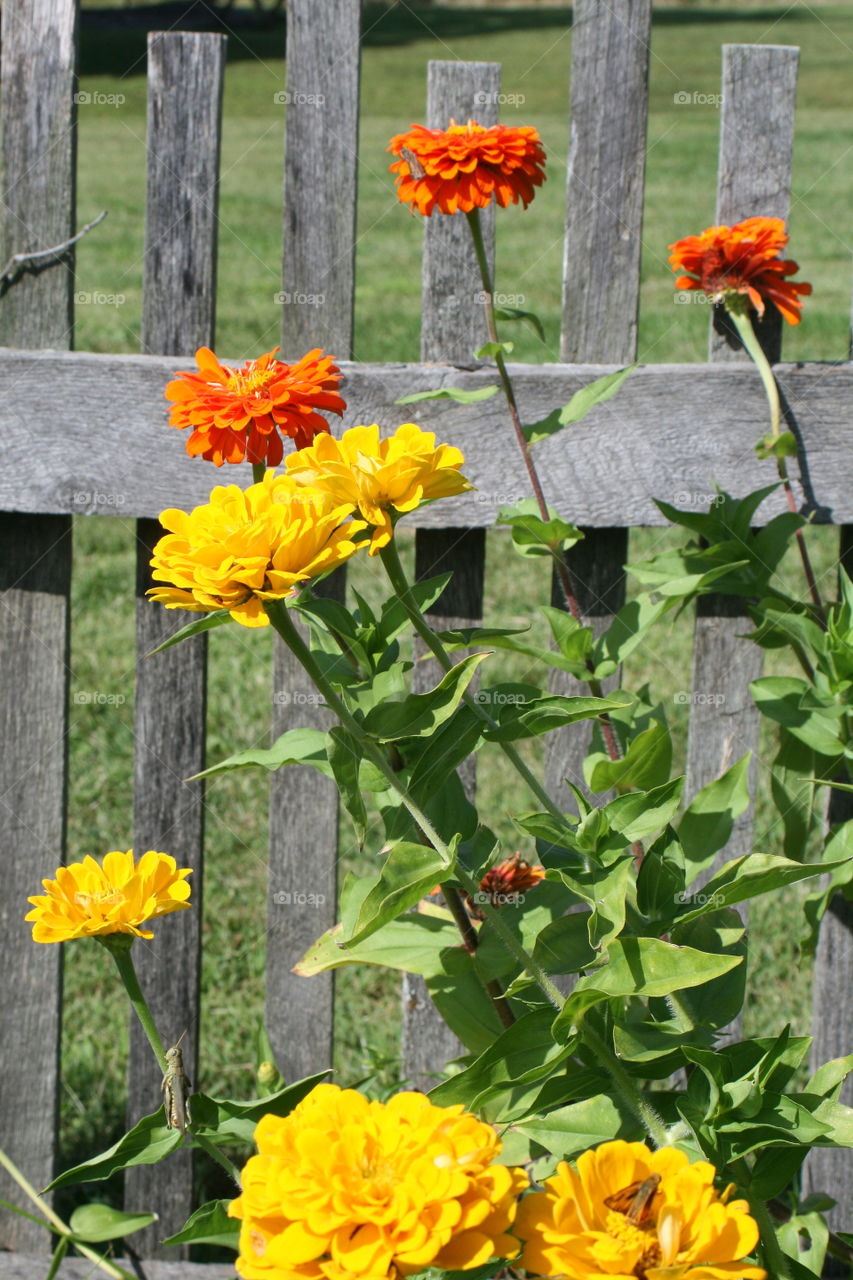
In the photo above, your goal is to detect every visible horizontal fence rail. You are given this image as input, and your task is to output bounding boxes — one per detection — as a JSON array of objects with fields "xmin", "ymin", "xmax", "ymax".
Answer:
[{"xmin": 0, "ymin": 0, "xmax": 851, "ymax": 1261}]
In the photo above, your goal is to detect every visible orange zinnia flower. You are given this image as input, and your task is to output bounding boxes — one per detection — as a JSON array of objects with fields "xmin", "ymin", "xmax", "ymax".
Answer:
[
  {"xmin": 388, "ymin": 120, "xmax": 546, "ymax": 217},
  {"xmin": 165, "ymin": 346, "xmax": 346, "ymax": 466},
  {"xmin": 668, "ymin": 216, "xmax": 811, "ymax": 325},
  {"xmin": 466, "ymin": 852, "xmax": 545, "ymax": 918}
]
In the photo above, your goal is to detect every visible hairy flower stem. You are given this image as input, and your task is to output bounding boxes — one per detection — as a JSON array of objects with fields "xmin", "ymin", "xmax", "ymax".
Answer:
[
  {"xmin": 103, "ymin": 942, "xmax": 241, "ymax": 1185},
  {"xmin": 729, "ymin": 306, "xmax": 824, "ymax": 620},
  {"xmin": 441, "ymin": 885, "xmax": 515, "ymax": 1028},
  {"xmin": 581, "ymin": 1021, "xmax": 669, "ymax": 1149},
  {"xmin": 741, "ymin": 1180, "xmax": 794, "ymax": 1280},
  {"xmin": 465, "ymin": 208, "xmax": 623, "ymax": 769},
  {"xmin": 266, "ymin": 600, "xmax": 566, "ymax": 1010},
  {"xmin": 379, "ymin": 539, "xmax": 570, "ymax": 827},
  {"xmin": 0, "ymin": 1146, "xmax": 132, "ymax": 1280}
]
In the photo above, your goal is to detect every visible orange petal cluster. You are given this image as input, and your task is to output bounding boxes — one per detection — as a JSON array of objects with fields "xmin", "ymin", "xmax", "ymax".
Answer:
[
  {"xmin": 228, "ymin": 1083, "xmax": 529, "ymax": 1280},
  {"xmin": 469, "ymin": 853, "xmax": 545, "ymax": 915},
  {"xmin": 388, "ymin": 120, "xmax": 546, "ymax": 216},
  {"xmin": 166, "ymin": 346, "xmax": 345, "ymax": 466},
  {"xmin": 668, "ymin": 216, "xmax": 811, "ymax": 325}
]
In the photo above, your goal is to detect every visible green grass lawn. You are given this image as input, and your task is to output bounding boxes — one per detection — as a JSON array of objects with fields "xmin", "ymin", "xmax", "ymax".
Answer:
[{"xmin": 58, "ymin": 2, "xmax": 851, "ymax": 1202}]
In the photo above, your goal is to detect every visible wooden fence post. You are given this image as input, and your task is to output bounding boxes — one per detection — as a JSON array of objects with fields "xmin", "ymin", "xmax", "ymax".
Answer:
[
  {"xmin": 546, "ymin": 0, "xmax": 651, "ymax": 802},
  {"xmin": 126, "ymin": 32, "xmax": 226, "ymax": 1255},
  {"xmin": 0, "ymin": 0, "xmax": 77, "ymax": 1251},
  {"xmin": 267, "ymin": 0, "xmax": 361, "ymax": 1083},
  {"xmin": 402, "ymin": 61, "xmax": 500, "ymax": 1090},
  {"xmin": 685, "ymin": 46, "xmax": 799, "ymax": 882}
]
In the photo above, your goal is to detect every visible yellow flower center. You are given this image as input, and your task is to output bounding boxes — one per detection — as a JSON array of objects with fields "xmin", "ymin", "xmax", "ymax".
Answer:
[{"xmin": 230, "ymin": 364, "xmax": 277, "ymax": 397}]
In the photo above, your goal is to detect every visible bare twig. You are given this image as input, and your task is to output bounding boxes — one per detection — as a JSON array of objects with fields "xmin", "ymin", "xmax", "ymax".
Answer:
[{"xmin": 0, "ymin": 209, "xmax": 108, "ymax": 286}]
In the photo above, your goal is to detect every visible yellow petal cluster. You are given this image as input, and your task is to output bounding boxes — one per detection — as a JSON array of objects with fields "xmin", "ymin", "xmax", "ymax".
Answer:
[
  {"xmin": 228, "ymin": 1082, "xmax": 529, "ymax": 1280},
  {"xmin": 147, "ymin": 472, "xmax": 366, "ymax": 627},
  {"xmin": 26, "ymin": 850, "xmax": 192, "ymax": 943},
  {"xmin": 516, "ymin": 1139, "xmax": 766, "ymax": 1280},
  {"xmin": 285, "ymin": 422, "xmax": 473, "ymax": 553}
]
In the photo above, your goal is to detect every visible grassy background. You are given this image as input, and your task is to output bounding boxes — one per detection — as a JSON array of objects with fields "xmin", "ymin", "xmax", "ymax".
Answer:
[{"xmin": 58, "ymin": 1, "xmax": 851, "ymax": 1206}]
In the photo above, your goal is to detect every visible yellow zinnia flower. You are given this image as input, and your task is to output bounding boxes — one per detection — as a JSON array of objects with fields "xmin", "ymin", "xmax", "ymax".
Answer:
[
  {"xmin": 285, "ymin": 422, "xmax": 473, "ymax": 554},
  {"xmin": 147, "ymin": 471, "xmax": 366, "ymax": 627},
  {"xmin": 516, "ymin": 1139, "xmax": 766, "ymax": 1280},
  {"xmin": 26, "ymin": 850, "xmax": 192, "ymax": 943},
  {"xmin": 228, "ymin": 1082, "xmax": 529, "ymax": 1280}
]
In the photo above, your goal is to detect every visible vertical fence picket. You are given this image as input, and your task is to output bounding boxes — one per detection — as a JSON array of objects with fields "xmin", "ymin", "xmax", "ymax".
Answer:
[
  {"xmin": 807, "ymin": 551, "xmax": 853, "ymax": 1232},
  {"xmin": 0, "ymin": 0, "xmax": 76, "ymax": 1250},
  {"xmin": 401, "ymin": 62, "xmax": 499, "ymax": 1089},
  {"xmin": 685, "ymin": 47, "xmax": 799, "ymax": 879},
  {"xmin": 267, "ymin": 0, "xmax": 361, "ymax": 1081},
  {"xmin": 127, "ymin": 32, "xmax": 226, "ymax": 1253},
  {"xmin": 547, "ymin": 0, "xmax": 651, "ymax": 801}
]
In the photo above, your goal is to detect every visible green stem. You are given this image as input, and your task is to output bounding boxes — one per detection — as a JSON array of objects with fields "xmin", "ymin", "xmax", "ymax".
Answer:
[
  {"xmin": 581, "ymin": 1022, "xmax": 669, "ymax": 1148},
  {"xmin": 378, "ymin": 539, "xmax": 572, "ymax": 828},
  {"xmin": 265, "ymin": 599, "xmax": 565, "ymax": 1009},
  {"xmin": 0, "ymin": 1147, "xmax": 132, "ymax": 1280},
  {"xmin": 729, "ymin": 306, "xmax": 824, "ymax": 618},
  {"xmin": 104, "ymin": 942, "xmax": 242, "ymax": 1186},
  {"xmin": 465, "ymin": 208, "xmax": 626, "ymax": 772},
  {"xmin": 747, "ymin": 1185, "xmax": 795, "ymax": 1280},
  {"xmin": 104, "ymin": 941, "xmax": 167, "ymax": 1070}
]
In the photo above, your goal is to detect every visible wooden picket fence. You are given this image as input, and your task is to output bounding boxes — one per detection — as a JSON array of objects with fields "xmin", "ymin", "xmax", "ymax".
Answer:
[{"xmin": 0, "ymin": 0, "xmax": 850, "ymax": 1270}]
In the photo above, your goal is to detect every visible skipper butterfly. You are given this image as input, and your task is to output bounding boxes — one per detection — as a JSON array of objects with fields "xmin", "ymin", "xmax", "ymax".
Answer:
[{"xmin": 603, "ymin": 1174, "xmax": 661, "ymax": 1225}]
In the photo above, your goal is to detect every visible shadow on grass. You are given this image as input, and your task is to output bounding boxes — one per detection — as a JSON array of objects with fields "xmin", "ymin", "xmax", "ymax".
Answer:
[{"xmin": 80, "ymin": 2, "xmax": 820, "ymax": 77}]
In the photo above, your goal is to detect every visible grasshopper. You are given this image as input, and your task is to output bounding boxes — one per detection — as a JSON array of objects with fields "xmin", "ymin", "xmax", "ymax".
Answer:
[{"xmin": 162, "ymin": 1030, "xmax": 192, "ymax": 1134}]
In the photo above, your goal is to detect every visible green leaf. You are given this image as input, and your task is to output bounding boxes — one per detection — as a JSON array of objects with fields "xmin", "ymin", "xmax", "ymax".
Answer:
[
  {"xmin": 674, "ymin": 853, "xmax": 847, "ymax": 926},
  {"xmin": 162, "ymin": 1199, "xmax": 239, "ymax": 1249},
  {"xmin": 190, "ymin": 1075, "xmax": 327, "ymax": 1144},
  {"xmin": 553, "ymin": 937, "xmax": 742, "ymax": 1038},
  {"xmin": 677, "ymin": 753, "xmax": 752, "ymax": 882},
  {"xmin": 396, "ymin": 384, "xmax": 499, "ymax": 405},
  {"xmin": 191, "ymin": 727, "xmax": 330, "ymax": 782},
  {"xmin": 614, "ymin": 1014, "xmax": 711, "ymax": 1065},
  {"xmin": 669, "ymin": 909, "xmax": 748, "ymax": 1030},
  {"xmin": 493, "ymin": 304, "xmax": 546, "ymax": 341},
  {"xmin": 586, "ymin": 721, "xmax": 672, "ymax": 794},
  {"xmin": 606, "ymin": 778, "xmax": 684, "ymax": 842},
  {"xmin": 407, "ymin": 707, "xmax": 485, "ymax": 807},
  {"xmin": 45, "ymin": 1108, "xmax": 183, "ymax": 1190},
  {"xmin": 751, "ymin": 676, "xmax": 846, "ymax": 758},
  {"xmin": 342, "ymin": 842, "xmax": 455, "ymax": 948},
  {"xmin": 296, "ymin": 910, "xmax": 458, "ymax": 977},
  {"xmin": 558, "ymin": 366, "xmax": 635, "ymax": 430},
  {"xmin": 474, "ymin": 340, "xmax": 513, "ymax": 359},
  {"xmin": 554, "ymin": 858, "xmax": 635, "ymax": 951},
  {"xmin": 327, "ymin": 727, "xmax": 368, "ymax": 847},
  {"xmin": 637, "ymin": 826, "xmax": 687, "ymax": 919},
  {"xmin": 592, "ymin": 595, "xmax": 669, "ymax": 678},
  {"xmin": 145, "ymin": 608, "xmax": 231, "ymax": 656},
  {"xmin": 533, "ymin": 911, "xmax": 597, "ymax": 974},
  {"xmin": 430, "ymin": 1009, "xmax": 573, "ymax": 1111},
  {"xmin": 426, "ymin": 946, "xmax": 507, "ymax": 1055},
  {"xmin": 756, "ymin": 429, "xmax": 798, "ymax": 460},
  {"xmin": 68, "ymin": 1203, "xmax": 156, "ymax": 1243},
  {"xmin": 514, "ymin": 1095, "xmax": 632, "ymax": 1158},
  {"xmin": 362, "ymin": 653, "xmax": 488, "ymax": 742},
  {"xmin": 496, "ymin": 499, "xmax": 584, "ymax": 558},
  {"xmin": 484, "ymin": 694, "xmax": 630, "ymax": 743}
]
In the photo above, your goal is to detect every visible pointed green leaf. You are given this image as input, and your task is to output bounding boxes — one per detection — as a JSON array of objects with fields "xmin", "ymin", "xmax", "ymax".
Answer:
[
  {"xmin": 514, "ymin": 1095, "xmax": 631, "ymax": 1158},
  {"xmin": 606, "ymin": 778, "xmax": 684, "ymax": 842},
  {"xmin": 674, "ymin": 853, "xmax": 849, "ymax": 926},
  {"xmin": 559, "ymin": 366, "xmax": 635, "ymax": 428},
  {"xmin": 484, "ymin": 694, "xmax": 630, "ymax": 743},
  {"xmin": 162, "ymin": 1199, "xmax": 239, "ymax": 1249},
  {"xmin": 190, "ymin": 727, "xmax": 330, "ymax": 782},
  {"xmin": 45, "ymin": 1108, "xmax": 183, "ymax": 1190},
  {"xmin": 327, "ymin": 727, "xmax": 368, "ymax": 847},
  {"xmin": 343, "ymin": 842, "xmax": 455, "ymax": 948},
  {"xmin": 474, "ymin": 340, "xmax": 513, "ymax": 359},
  {"xmin": 497, "ymin": 500, "xmax": 584, "ymax": 558},
  {"xmin": 145, "ymin": 608, "xmax": 230, "ymax": 656},
  {"xmin": 68, "ymin": 1203, "xmax": 156, "ymax": 1244},
  {"xmin": 362, "ymin": 653, "xmax": 489, "ymax": 742},
  {"xmin": 678, "ymin": 753, "xmax": 752, "ymax": 882},
  {"xmin": 586, "ymin": 721, "xmax": 672, "ymax": 794},
  {"xmin": 396, "ymin": 385, "xmax": 499, "ymax": 405},
  {"xmin": 296, "ymin": 911, "xmax": 459, "ymax": 978},
  {"xmin": 190, "ymin": 1075, "xmax": 328, "ymax": 1144},
  {"xmin": 493, "ymin": 304, "xmax": 546, "ymax": 341}
]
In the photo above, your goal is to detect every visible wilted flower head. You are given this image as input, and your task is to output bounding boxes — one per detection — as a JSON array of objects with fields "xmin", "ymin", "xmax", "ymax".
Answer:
[
  {"xmin": 148, "ymin": 472, "xmax": 365, "ymax": 627},
  {"xmin": 228, "ymin": 1082, "xmax": 529, "ymax": 1280},
  {"xmin": 516, "ymin": 1139, "xmax": 765, "ymax": 1280},
  {"xmin": 467, "ymin": 853, "xmax": 545, "ymax": 918},
  {"xmin": 166, "ymin": 346, "xmax": 345, "ymax": 466},
  {"xmin": 388, "ymin": 120, "xmax": 546, "ymax": 216},
  {"xmin": 668, "ymin": 217, "xmax": 811, "ymax": 325},
  {"xmin": 285, "ymin": 422, "xmax": 473, "ymax": 554},
  {"xmin": 26, "ymin": 850, "xmax": 192, "ymax": 944}
]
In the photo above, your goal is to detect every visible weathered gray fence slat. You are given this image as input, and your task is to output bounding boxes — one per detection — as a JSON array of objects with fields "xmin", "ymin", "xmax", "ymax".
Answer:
[
  {"xmin": 546, "ymin": 0, "xmax": 650, "ymax": 802},
  {"xmin": 267, "ymin": 0, "xmax": 361, "ymax": 1081},
  {"xmin": 127, "ymin": 32, "xmax": 226, "ymax": 1254},
  {"xmin": 3, "ymin": 354, "xmax": 853, "ymax": 527},
  {"xmin": 0, "ymin": 0, "xmax": 76, "ymax": 1251},
  {"xmin": 402, "ymin": 62, "xmax": 499, "ymax": 1089},
  {"xmin": 279, "ymin": 0, "xmax": 361, "ymax": 358},
  {"xmin": 806, "ymin": 548, "xmax": 853, "ymax": 1233},
  {"xmin": 684, "ymin": 46, "xmax": 799, "ymax": 881}
]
